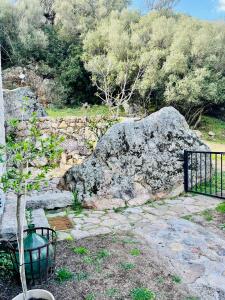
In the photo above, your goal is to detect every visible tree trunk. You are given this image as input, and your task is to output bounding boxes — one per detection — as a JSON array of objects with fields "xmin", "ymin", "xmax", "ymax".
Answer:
[
  {"xmin": 0, "ymin": 47, "xmax": 5, "ymax": 176},
  {"xmin": 16, "ymin": 194, "xmax": 28, "ymax": 300}
]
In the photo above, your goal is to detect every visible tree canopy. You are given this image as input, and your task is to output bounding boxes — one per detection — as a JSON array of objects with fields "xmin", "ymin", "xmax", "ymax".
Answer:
[{"xmin": 0, "ymin": 0, "xmax": 225, "ymax": 124}]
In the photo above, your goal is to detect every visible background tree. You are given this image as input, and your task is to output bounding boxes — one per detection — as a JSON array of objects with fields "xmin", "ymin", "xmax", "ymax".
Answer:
[
  {"xmin": 145, "ymin": 0, "xmax": 179, "ymax": 10},
  {"xmin": 53, "ymin": 0, "xmax": 130, "ymax": 39}
]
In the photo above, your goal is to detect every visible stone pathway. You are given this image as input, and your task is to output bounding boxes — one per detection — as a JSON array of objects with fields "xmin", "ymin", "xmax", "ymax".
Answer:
[
  {"xmin": 48, "ymin": 194, "xmax": 221, "ymax": 240},
  {"xmin": 47, "ymin": 194, "xmax": 225, "ymax": 299}
]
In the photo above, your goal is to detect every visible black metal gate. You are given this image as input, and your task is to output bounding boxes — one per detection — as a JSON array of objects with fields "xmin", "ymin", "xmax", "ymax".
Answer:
[{"xmin": 184, "ymin": 150, "xmax": 225, "ymax": 199}]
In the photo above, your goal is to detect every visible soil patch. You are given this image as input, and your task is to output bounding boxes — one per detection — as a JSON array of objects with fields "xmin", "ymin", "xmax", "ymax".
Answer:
[
  {"xmin": 0, "ymin": 232, "xmax": 196, "ymax": 300},
  {"xmin": 48, "ymin": 216, "xmax": 73, "ymax": 231}
]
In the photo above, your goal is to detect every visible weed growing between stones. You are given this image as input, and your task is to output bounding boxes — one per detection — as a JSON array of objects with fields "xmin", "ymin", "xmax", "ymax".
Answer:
[
  {"xmin": 131, "ymin": 287, "xmax": 156, "ymax": 300},
  {"xmin": 201, "ymin": 210, "xmax": 214, "ymax": 222},
  {"xmin": 72, "ymin": 190, "xmax": 83, "ymax": 215}
]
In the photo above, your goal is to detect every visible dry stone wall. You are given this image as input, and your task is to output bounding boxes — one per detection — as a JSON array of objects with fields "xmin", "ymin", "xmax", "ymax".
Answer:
[{"xmin": 7, "ymin": 116, "xmax": 118, "ymax": 176}]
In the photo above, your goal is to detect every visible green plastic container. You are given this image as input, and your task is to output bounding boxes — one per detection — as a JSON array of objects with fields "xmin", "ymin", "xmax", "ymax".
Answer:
[{"xmin": 16, "ymin": 225, "xmax": 54, "ymax": 280}]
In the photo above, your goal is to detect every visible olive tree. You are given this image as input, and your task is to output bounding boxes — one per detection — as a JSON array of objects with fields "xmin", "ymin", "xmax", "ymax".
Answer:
[
  {"xmin": 83, "ymin": 10, "xmax": 142, "ymax": 114},
  {"xmin": 145, "ymin": 0, "xmax": 179, "ymax": 10},
  {"xmin": 54, "ymin": 0, "xmax": 130, "ymax": 38},
  {"xmin": 83, "ymin": 11, "xmax": 225, "ymax": 124}
]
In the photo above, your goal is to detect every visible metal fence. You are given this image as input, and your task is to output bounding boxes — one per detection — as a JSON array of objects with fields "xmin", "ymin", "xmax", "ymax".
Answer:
[{"xmin": 184, "ymin": 150, "xmax": 225, "ymax": 199}]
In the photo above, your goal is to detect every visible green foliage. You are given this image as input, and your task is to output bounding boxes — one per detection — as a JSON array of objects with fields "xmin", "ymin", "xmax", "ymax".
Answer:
[
  {"xmin": 0, "ymin": 250, "xmax": 13, "ymax": 277},
  {"xmin": 73, "ymin": 246, "xmax": 89, "ymax": 255},
  {"xmin": 198, "ymin": 116, "xmax": 225, "ymax": 144},
  {"xmin": 130, "ymin": 248, "xmax": 141, "ymax": 256},
  {"xmin": 216, "ymin": 202, "xmax": 225, "ymax": 213},
  {"xmin": 96, "ymin": 249, "xmax": 110, "ymax": 259},
  {"xmin": 74, "ymin": 271, "xmax": 89, "ymax": 281},
  {"xmin": 0, "ymin": 110, "xmax": 63, "ymax": 197},
  {"xmin": 83, "ymin": 11, "xmax": 225, "ymax": 124},
  {"xmin": 46, "ymin": 105, "xmax": 111, "ymax": 118},
  {"xmin": 56, "ymin": 267, "xmax": 74, "ymax": 282},
  {"xmin": 120, "ymin": 262, "xmax": 136, "ymax": 271},
  {"xmin": 131, "ymin": 288, "xmax": 156, "ymax": 300},
  {"xmin": 0, "ymin": 113, "xmax": 62, "ymax": 197},
  {"xmin": 105, "ymin": 288, "xmax": 120, "ymax": 298},
  {"xmin": 171, "ymin": 275, "xmax": 182, "ymax": 284},
  {"xmin": 57, "ymin": 44, "xmax": 97, "ymax": 106},
  {"xmin": 85, "ymin": 293, "xmax": 96, "ymax": 300},
  {"xmin": 72, "ymin": 190, "xmax": 83, "ymax": 215},
  {"xmin": 219, "ymin": 223, "xmax": 225, "ymax": 231},
  {"xmin": 201, "ymin": 210, "xmax": 214, "ymax": 222}
]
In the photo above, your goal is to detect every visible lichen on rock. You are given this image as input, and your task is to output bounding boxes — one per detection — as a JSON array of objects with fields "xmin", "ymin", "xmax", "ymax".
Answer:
[{"xmin": 60, "ymin": 107, "xmax": 209, "ymax": 209}]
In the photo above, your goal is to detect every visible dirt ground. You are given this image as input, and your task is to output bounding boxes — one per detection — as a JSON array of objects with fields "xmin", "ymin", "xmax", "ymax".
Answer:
[{"xmin": 0, "ymin": 232, "xmax": 196, "ymax": 300}]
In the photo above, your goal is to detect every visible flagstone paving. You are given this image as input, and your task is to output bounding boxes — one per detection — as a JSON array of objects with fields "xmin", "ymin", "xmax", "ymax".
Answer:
[
  {"xmin": 47, "ymin": 194, "xmax": 225, "ymax": 299},
  {"xmin": 48, "ymin": 194, "xmax": 222, "ymax": 240}
]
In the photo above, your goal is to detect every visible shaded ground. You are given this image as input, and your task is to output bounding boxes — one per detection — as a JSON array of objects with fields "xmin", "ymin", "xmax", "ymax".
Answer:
[{"xmin": 0, "ymin": 233, "xmax": 195, "ymax": 300}]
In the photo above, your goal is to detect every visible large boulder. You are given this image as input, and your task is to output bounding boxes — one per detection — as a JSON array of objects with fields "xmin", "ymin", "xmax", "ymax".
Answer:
[
  {"xmin": 3, "ymin": 66, "xmax": 56, "ymax": 106},
  {"xmin": 3, "ymin": 87, "xmax": 46, "ymax": 121},
  {"xmin": 60, "ymin": 107, "xmax": 209, "ymax": 209}
]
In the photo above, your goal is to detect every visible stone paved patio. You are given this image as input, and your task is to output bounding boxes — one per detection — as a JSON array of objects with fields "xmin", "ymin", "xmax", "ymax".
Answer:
[
  {"xmin": 47, "ymin": 194, "xmax": 221, "ymax": 240},
  {"xmin": 46, "ymin": 194, "xmax": 225, "ymax": 299}
]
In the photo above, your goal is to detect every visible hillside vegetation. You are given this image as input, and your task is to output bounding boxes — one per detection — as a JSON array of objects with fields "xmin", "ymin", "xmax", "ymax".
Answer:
[{"xmin": 1, "ymin": 0, "xmax": 225, "ymax": 126}]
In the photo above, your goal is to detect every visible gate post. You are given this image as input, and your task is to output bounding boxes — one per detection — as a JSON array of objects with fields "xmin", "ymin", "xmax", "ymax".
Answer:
[{"xmin": 184, "ymin": 150, "xmax": 189, "ymax": 192}]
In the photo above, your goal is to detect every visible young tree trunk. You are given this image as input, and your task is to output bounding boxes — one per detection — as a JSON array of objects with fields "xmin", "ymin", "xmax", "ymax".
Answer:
[
  {"xmin": 16, "ymin": 194, "xmax": 28, "ymax": 300},
  {"xmin": 0, "ymin": 47, "xmax": 5, "ymax": 176}
]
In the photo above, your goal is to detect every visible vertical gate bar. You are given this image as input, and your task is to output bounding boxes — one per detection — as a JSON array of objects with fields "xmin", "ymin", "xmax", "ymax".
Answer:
[
  {"xmin": 200, "ymin": 152, "xmax": 202, "ymax": 192},
  {"xmin": 184, "ymin": 150, "xmax": 189, "ymax": 192},
  {"xmin": 205, "ymin": 152, "xmax": 207, "ymax": 194},
  {"xmin": 221, "ymin": 153, "xmax": 223, "ymax": 197},
  {"xmin": 210, "ymin": 152, "xmax": 212, "ymax": 195},
  {"xmin": 195, "ymin": 152, "xmax": 198, "ymax": 191},
  {"xmin": 215, "ymin": 154, "xmax": 218, "ymax": 195},
  {"xmin": 191, "ymin": 152, "xmax": 193, "ymax": 190}
]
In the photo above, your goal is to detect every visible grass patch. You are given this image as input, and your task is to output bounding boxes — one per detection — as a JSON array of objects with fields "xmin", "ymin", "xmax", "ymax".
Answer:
[
  {"xmin": 73, "ymin": 246, "xmax": 89, "ymax": 255},
  {"xmin": 74, "ymin": 271, "xmax": 89, "ymax": 281},
  {"xmin": 96, "ymin": 249, "xmax": 110, "ymax": 259},
  {"xmin": 85, "ymin": 293, "xmax": 96, "ymax": 300},
  {"xmin": 192, "ymin": 171, "xmax": 225, "ymax": 196},
  {"xmin": 216, "ymin": 202, "xmax": 225, "ymax": 213},
  {"xmin": 201, "ymin": 210, "xmax": 214, "ymax": 222},
  {"xmin": 198, "ymin": 116, "xmax": 225, "ymax": 144},
  {"xmin": 56, "ymin": 267, "xmax": 74, "ymax": 282},
  {"xmin": 120, "ymin": 262, "xmax": 136, "ymax": 271},
  {"xmin": 131, "ymin": 287, "xmax": 156, "ymax": 300},
  {"xmin": 171, "ymin": 275, "xmax": 182, "ymax": 284},
  {"xmin": 182, "ymin": 215, "xmax": 193, "ymax": 221},
  {"xmin": 130, "ymin": 248, "xmax": 141, "ymax": 256},
  {"xmin": 46, "ymin": 104, "xmax": 111, "ymax": 118},
  {"xmin": 105, "ymin": 288, "xmax": 120, "ymax": 298}
]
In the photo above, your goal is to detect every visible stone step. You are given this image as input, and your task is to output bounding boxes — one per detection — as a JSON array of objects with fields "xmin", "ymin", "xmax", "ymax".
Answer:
[{"xmin": 0, "ymin": 196, "xmax": 50, "ymax": 239}]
